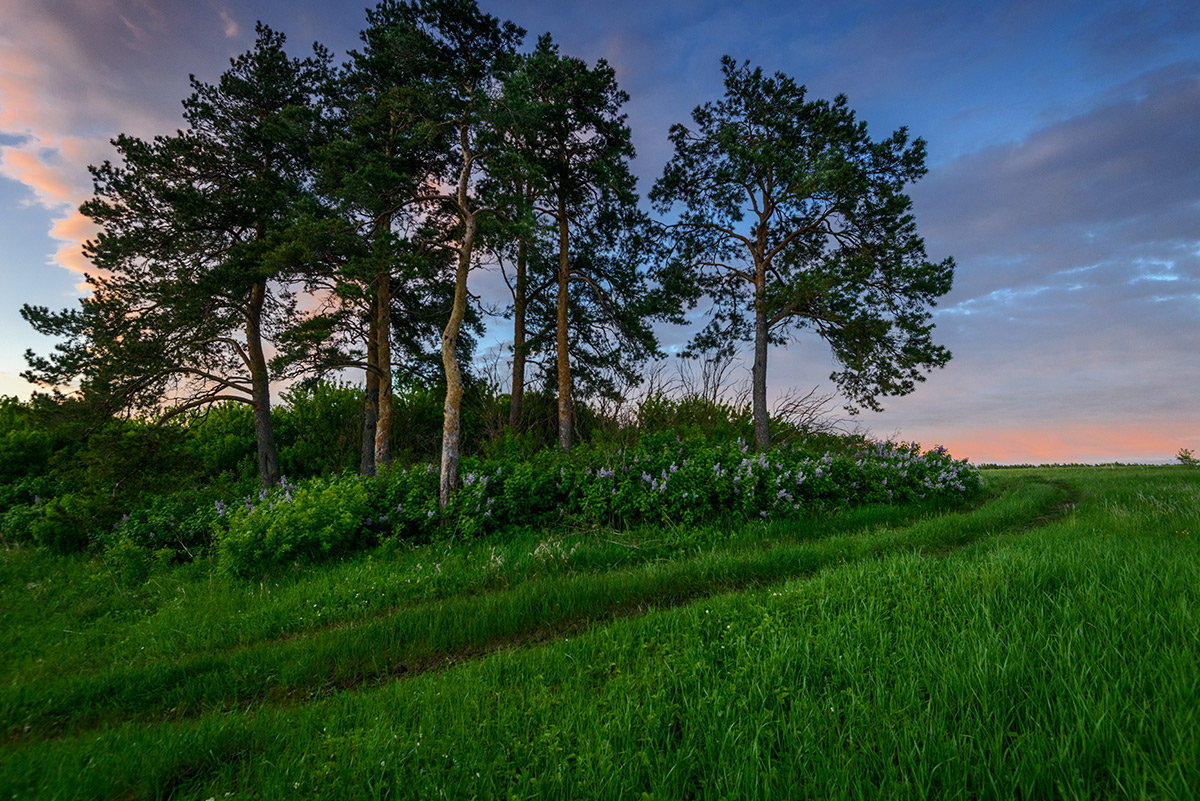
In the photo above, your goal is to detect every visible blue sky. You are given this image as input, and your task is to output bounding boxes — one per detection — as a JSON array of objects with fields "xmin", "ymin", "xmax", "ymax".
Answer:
[{"xmin": 1, "ymin": 0, "xmax": 1197, "ymax": 463}]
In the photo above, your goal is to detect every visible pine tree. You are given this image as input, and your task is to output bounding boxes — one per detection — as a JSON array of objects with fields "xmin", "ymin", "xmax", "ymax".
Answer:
[
  {"xmin": 490, "ymin": 35, "xmax": 670, "ymax": 449},
  {"xmin": 651, "ymin": 57, "xmax": 954, "ymax": 450},
  {"xmin": 21, "ymin": 24, "xmax": 329, "ymax": 487}
]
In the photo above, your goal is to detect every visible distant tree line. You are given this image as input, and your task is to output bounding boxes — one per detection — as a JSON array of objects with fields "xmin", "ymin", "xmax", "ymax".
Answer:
[{"xmin": 20, "ymin": 0, "xmax": 954, "ymax": 509}]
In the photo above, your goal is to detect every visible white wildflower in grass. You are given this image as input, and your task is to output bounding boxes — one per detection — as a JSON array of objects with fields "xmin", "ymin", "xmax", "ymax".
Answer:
[
  {"xmin": 532, "ymin": 538, "xmax": 577, "ymax": 565},
  {"xmin": 486, "ymin": 547, "xmax": 504, "ymax": 573}
]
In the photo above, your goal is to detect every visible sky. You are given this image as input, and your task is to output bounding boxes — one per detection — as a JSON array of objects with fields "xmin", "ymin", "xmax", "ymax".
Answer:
[{"xmin": 0, "ymin": 0, "xmax": 1197, "ymax": 464}]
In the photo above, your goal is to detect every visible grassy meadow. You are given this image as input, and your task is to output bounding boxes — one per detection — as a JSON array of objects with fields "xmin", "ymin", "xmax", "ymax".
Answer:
[{"xmin": 1, "ymin": 465, "xmax": 1198, "ymax": 799}]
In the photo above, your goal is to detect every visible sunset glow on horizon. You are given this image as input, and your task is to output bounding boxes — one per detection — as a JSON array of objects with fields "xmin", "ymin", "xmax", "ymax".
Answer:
[{"xmin": 909, "ymin": 423, "xmax": 1198, "ymax": 466}]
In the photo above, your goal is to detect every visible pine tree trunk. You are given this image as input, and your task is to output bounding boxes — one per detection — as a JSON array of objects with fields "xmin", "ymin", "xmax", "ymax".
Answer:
[
  {"xmin": 555, "ymin": 198, "xmax": 573, "ymax": 452},
  {"xmin": 246, "ymin": 281, "xmax": 281, "ymax": 487},
  {"xmin": 440, "ymin": 204, "xmax": 475, "ymax": 510},
  {"xmin": 360, "ymin": 290, "xmax": 380, "ymax": 476},
  {"xmin": 509, "ymin": 237, "xmax": 527, "ymax": 431},
  {"xmin": 752, "ymin": 281, "xmax": 771, "ymax": 452},
  {"xmin": 441, "ymin": 123, "xmax": 482, "ymax": 510},
  {"xmin": 360, "ymin": 373, "xmax": 378, "ymax": 476},
  {"xmin": 373, "ymin": 270, "xmax": 392, "ymax": 471}
]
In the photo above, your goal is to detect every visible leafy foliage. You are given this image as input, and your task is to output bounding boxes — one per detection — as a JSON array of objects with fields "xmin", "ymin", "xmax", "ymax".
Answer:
[
  {"xmin": 102, "ymin": 486, "xmax": 231, "ymax": 564},
  {"xmin": 651, "ymin": 56, "xmax": 954, "ymax": 449},
  {"xmin": 1, "ymin": 410, "xmax": 203, "ymax": 552},
  {"xmin": 218, "ymin": 476, "xmax": 379, "ymax": 576},
  {"xmin": 274, "ymin": 381, "xmax": 365, "ymax": 478},
  {"xmin": 212, "ymin": 434, "xmax": 981, "ymax": 576}
]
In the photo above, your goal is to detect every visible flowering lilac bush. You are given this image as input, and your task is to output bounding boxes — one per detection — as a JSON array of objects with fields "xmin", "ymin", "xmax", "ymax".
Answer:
[
  {"xmin": 555, "ymin": 435, "xmax": 980, "ymax": 530},
  {"xmin": 217, "ymin": 475, "xmax": 378, "ymax": 576},
  {"xmin": 211, "ymin": 436, "xmax": 981, "ymax": 576},
  {"xmin": 101, "ymin": 484, "xmax": 238, "ymax": 561}
]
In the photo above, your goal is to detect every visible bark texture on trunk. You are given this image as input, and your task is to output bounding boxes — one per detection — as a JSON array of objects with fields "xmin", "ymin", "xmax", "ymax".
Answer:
[
  {"xmin": 360, "ymin": 374, "xmax": 379, "ymax": 476},
  {"xmin": 509, "ymin": 237, "xmax": 527, "ymax": 431},
  {"xmin": 555, "ymin": 198, "xmax": 573, "ymax": 452},
  {"xmin": 373, "ymin": 270, "xmax": 392, "ymax": 471},
  {"xmin": 752, "ymin": 277, "xmax": 771, "ymax": 452},
  {"xmin": 440, "ymin": 143, "xmax": 476, "ymax": 510},
  {"xmin": 246, "ymin": 281, "xmax": 281, "ymax": 488},
  {"xmin": 360, "ymin": 290, "xmax": 380, "ymax": 476},
  {"xmin": 440, "ymin": 234, "xmax": 471, "ymax": 509}
]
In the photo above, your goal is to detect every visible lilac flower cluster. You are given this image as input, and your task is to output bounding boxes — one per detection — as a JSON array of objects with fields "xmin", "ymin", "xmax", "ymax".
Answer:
[
  {"xmin": 413, "ymin": 435, "xmax": 984, "ymax": 534},
  {"xmin": 210, "ymin": 434, "xmax": 981, "ymax": 575}
]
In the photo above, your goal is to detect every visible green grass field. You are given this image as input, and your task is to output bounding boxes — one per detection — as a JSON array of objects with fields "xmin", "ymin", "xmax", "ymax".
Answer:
[{"xmin": 1, "ymin": 466, "xmax": 1197, "ymax": 799}]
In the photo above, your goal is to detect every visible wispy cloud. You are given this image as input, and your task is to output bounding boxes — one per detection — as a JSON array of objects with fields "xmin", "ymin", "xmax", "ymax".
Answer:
[
  {"xmin": 220, "ymin": 10, "xmax": 240, "ymax": 38},
  {"xmin": 833, "ymin": 60, "xmax": 1200, "ymax": 460},
  {"xmin": 0, "ymin": 0, "xmax": 246, "ymax": 287},
  {"xmin": 0, "ymin": 147, "xmax": 79, "ymax": 208}
]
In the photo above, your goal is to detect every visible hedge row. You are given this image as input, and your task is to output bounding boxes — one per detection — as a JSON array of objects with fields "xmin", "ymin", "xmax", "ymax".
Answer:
[{"xmin": 195, "ymin": 435, "xmax": 981, "ymax": 576}]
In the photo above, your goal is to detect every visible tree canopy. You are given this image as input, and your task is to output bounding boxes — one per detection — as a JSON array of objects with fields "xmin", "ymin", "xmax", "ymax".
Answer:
[
  {"xmin": 488, "ymin": 34, "xmax": 668, "ymax": 451},
  {"xmin": 651, "ymin": 56, "xmax": 953, "ymax": 450},
  {"xmin": 22, "ymin": 24, "xmax": 330, "ymax": 487},
  {"xmin": 21, "ymin": 10, "xmax": 955, "ymax": 502}
]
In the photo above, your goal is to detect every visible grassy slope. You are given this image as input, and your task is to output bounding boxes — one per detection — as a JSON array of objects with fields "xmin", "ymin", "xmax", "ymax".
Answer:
[{"xmin": 1, "ymin": 467, "xmax": 1197, "ymax": 799}]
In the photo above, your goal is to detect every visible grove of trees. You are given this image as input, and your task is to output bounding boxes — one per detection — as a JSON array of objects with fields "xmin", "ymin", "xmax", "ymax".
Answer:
[{"xmin": 18, "ymin": 0, "xmax": 954, "ymax": 512}]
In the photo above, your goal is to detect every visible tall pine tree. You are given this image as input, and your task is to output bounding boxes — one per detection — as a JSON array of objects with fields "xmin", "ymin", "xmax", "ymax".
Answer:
[
  {"xmin": 285, "ymin": 4, "xmax": 458, "ymax": 476},
  {"xmin": 374, "ymin": 0, "xmax": 523, "ymax": 507},
  {"xmin": 490, "ymin": 35, "xmax": 668, "ymax": 450},
  {"xmin": 651, "ymin": 57, "xmax": 954, "ymax": 450},
  {"xmin": 22, "ymin": 24, "xmax": 329, "ymax": 487}
]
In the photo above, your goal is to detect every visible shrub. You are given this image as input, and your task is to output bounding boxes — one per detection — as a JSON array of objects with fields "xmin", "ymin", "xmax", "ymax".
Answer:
[
  {"xmin": 210, "ymin": 435, "xmax": 982, "ymax": 577},
  {"xmin": 380, "ymin": 463, "xmax": 441, "ymax": 543},
  {"xmin": 633, "ymin": 391, "xmax": 753, "ymax": 444},
  {"xmin": 102, "ymin": 485, "xmax": 237, "ymax": 562},
  {"xmin": 275, "ymin": 381, "xmax": 364, "ymax": 478},
  {"xmin": 25, "ymin": 494, "xmax": 92, "ymax": 553},
  {"xmin": 390, "ymin": 383, "xmax": 446, "ymax": 463},
  {"xmin": 216, "ymin": 475, "xmax": 379, "ymax": 577},
  {"xmin": 104, "ymin": 535, "xmax": 155, "ymax": 588}
]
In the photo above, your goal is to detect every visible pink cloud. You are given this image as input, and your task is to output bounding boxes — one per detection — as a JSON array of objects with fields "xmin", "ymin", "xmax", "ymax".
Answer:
[
  {"xmin": 49, "ymin": 211, "xmax": 100, "ymax": 283},
  {"xmin": 0, "ymin": 148, "xmax": 77, "ymax": 207},
  {"xmin": 220, "ymin": 10, "xmax": 241, "ymax": 38},
  {"xmin": 0, "ymin": 3, "xmax": 192, "ymax": 291}
]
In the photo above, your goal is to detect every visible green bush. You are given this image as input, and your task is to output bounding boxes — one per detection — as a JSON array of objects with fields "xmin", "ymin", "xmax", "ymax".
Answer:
[
  {"xmin": 26, "ymin": 494, "xmax": 92, "ymax": 553},
  {"xmin": 380, "ymin": 463, "xmax": 441, "ymax": 542},
  {"xmin": 390, "ymin": 382, "xmax": 446, "ymax": 463},
  {"xmin": 184, "ymin": 402, "xmax": 259, "ymax": 484},
  {"xmin": 275, "ymin": 381, "xmax": 364, "ymax": 478},
  {"xmin": 104, "ymin": 534, "xmax": 155, "ymax": 588},
  {"xmin": 633, "ymin": 392, "xmax": 753, "ymax": 444},
  {"xmin": 0, "ymin": 501, "xmax": 42, "ymax": 546},
  {"xmin": 216, "ymin": 475, "xmax": 379, "ymax": 577},
  {"xmin": 193, "ymin": 434, "xmax": 984, "ymax": 577},
  {"xmin": 0, "ymin": 396, "xmax": 59, "ymax": 481},
  {"xmin": 102, "ymin": 485, "xmax": 238, "ymax": 562}
]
